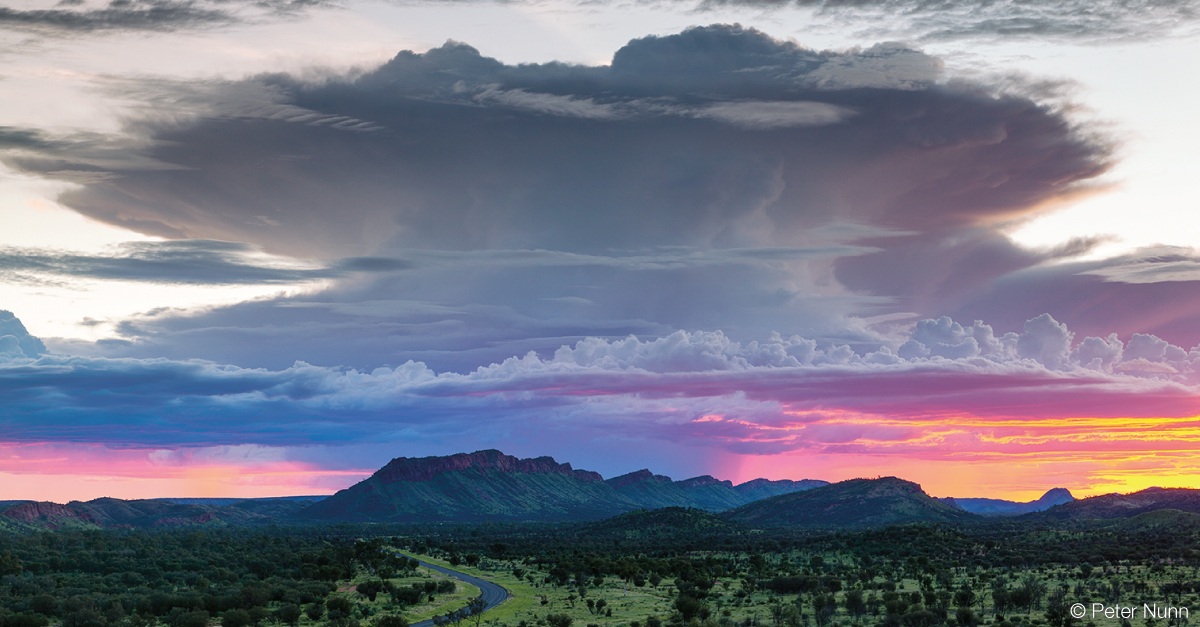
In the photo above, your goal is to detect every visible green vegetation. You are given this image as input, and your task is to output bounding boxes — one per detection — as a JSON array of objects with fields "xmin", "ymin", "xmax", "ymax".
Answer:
[{"xmin": 3, "ymin": 506, "xmax": 1200, "ymax": 627}]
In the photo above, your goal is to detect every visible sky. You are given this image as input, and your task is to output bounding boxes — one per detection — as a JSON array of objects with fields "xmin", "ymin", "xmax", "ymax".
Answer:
[{"xmin": 2, "ymin": 0, "xmax": 1200, "ymax": 503}]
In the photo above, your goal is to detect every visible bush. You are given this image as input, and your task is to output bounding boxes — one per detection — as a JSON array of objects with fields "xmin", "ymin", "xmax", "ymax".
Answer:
[
  {"xmin": 358, "ymin": 581, "xmax": 385, "ymax": 603},
  {"xmin": 328, "ymin": 598, "xmax": 354, "ymax": 615},
  {"xmin": 375, "ymin": 616, "xmax": 410, "ymax": 627},
  {"xmin": 546, "ymin": 615, "xmax": 573, "ymax": 627},
  {"xmin": 276, "ymin": 604, "xmax": 302, "ymax": 627},
  {"xmin": 222, "ymin": 609, "xmax": 252, "ymax": 627},
  {"xmin": 4, "ymin": 615, "xmax": 49, "ymax": 627}
]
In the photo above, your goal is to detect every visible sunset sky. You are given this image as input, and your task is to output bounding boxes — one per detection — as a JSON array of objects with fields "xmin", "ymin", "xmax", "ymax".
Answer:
[{"xmin": 3, "ymin": 0, "xmax": 1200, "ymax": 503}]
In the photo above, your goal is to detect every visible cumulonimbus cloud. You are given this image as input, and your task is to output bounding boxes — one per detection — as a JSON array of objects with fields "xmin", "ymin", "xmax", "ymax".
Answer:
[{"xmin": 3, "ymin": 25, "xmax": 1126, "ymax": 372}]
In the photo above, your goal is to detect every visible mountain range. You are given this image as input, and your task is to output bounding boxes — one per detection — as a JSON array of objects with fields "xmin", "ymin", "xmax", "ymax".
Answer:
[
  {"xmin": 1024, "ymin": 486, "xmax": 1200, "ymax": 521},
  {"xmin": 0, "ymin": 496, "xmax": 319, "ymax": 531},
  {"xmin": 939, "ymin": 487, "xmax": 1075, "ymax": 516},
  {"xmin": 725, "ymin": 476, "xmax": 978, "ymax": 527},
  {"xmin": 298, "ymin": 449, "xmax": 827, "ymax": 522},
  {"xmin": 4, "ymin": 449, "xmax": 1199, "ymax": 531}
]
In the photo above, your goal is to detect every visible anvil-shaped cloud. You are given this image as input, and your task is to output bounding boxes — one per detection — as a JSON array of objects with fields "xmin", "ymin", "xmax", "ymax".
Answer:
[{"xmin": 3, "ymin": 25, "xmax": 1200, "ymax": 501}]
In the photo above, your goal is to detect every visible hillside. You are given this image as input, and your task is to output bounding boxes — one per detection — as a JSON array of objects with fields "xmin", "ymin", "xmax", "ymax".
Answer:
[
  {"xmin": 606, "ymin": 470, "xmax": 827, "ymax": 512},
  {"xmin": 735, "ymin": 478, "xmax": 830, "ymax": 502},
  {"xmin": 1027, "ymin": 486, "xmax": 1200, "ymax": 521},
  {"xmin": 299, "ymin": 450, "xmax": 642, "ymax": 522},
  {"xmin": 300, "ymin": 450, "xmax": 829, "ymax": 523},
  {"xmin": 946, "ymin": 488, "xmax": 1075, "ymax": 516},
  {"xmin": 582, "ymin": 506, "xmax": 744, "ymax": 537},
  {"xmin": 724, "ymin": 477, "xmax": 979, "ymax": 528},
  {"xmin": 0, "ymin": 497, "xmax": 317, "ymax": 531}
]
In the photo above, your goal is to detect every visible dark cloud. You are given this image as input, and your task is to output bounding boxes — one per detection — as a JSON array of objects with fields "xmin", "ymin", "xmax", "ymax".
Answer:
[
  {"xmin": 693, "ymin": 0, "xmax": 1200, "ymax": 43},
  {"xmin": 17, "ymin": 25, "xmax": 1108, "ymax": 257},
  {"xmin": 0, "ymin": 0, "xmax": 331, "ymax": 34},
  {"xmin": 5, "ymin": 311, "xmax": 1200, "ymax": 461},
  {"xmin": 942, "ymin": 246, "xmax": 1200, "ymax": 349},
  {"xmin": 0, "ymin": 240, "xmax": 413, "ymax": 286},
  {"xmin": 57, "ymin": 245, "xmax": 878, "ymax": 372},
  {"xmin": 6, "ymin": 25, "xmax": 1117, "ymax": 369}
]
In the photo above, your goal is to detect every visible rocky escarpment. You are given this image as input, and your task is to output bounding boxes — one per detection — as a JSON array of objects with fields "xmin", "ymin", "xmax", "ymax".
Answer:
[
  {"xmin": 605, "ymin": 469, "xmax": 673, "ymax": 489},
  {"xmin": 301, "ymin": 449, "xmax": 832, "ymax": 523},
  {"xmin": 1, "ymin": 501, "xmax": 96, "ymax": 529},
  {"xmin": 374, "ymin": 449, "xmax": 602, "ymax": 484},
  {"xmin": 676, "ymin": 475, "xmax": 734, "ymax": 489}
]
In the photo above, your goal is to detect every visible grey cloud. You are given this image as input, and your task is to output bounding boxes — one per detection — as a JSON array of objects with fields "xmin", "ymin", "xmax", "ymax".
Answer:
[
  {"xmin": 11, "ymin": 25, "xmax": 1113, "ymax": 371},
  {"xmin": 693, "ymin": 0, "xmax": 1200, "ymax": 43},
  {"xmin": 695, "ymin": 100, "xmax": 855, "ymax": 129},
  {"xmin": 1080, "ymin": 246, "xmax": 1200, "ymax": 283},
  {"xmin": 57, "ymin": 244, "xmax": 883, "ymax": 373},
  {"xmin": 938, "ymin": 245, "xmax": 1200, "ymax": 350},
  {"xmin": 0, "ymin": 240, "xmax": 413, "ymax": 286},
  {"xmin": 5, "ymin": 311, "xmax": 1200, "ymax": 459},
  {"xmin": 0, "ymin": 0, "xmax": 332, "ymax": 35},
  {"xmin": 14, "ymin": 25, "xmax": 1107, "ymax": 257},
  {"xmin": 4, "ymin": 25, "xmax": 1118, "ymax": 375}
]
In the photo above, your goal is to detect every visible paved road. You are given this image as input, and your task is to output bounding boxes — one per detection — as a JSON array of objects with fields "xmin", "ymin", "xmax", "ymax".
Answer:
[{"xmin": 398, "ymin": 555, "xmax": 510, "ymax": 627}]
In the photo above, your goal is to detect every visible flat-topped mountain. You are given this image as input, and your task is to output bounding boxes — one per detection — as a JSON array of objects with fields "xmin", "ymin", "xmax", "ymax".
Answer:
[
  {"xmin": 944, "ymin": 488, "xmax": 1074, "ymax": 516},
  {"xmin": 1027, "ymin": 486, "xmax": 1200, "ymax": 521},
  {"xmin": 300, "ymin": 449, "xmax": 625, "ymax": 522},
  {"xmin": 724, "ymin": 476, "xmax": 978, "ymax": 528},
  {"xmin": 374, "ymin": 449, "xmax": 603, "ymax": 483},
  {"xmin": 300, "ymin": 450, "xmax": 826, "ymax": 523}
]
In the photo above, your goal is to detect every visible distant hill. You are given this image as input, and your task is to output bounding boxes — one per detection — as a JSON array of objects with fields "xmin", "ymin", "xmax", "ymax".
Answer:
[
  {"xmin": 1027, "ymin": 486, "xmax": 1200, "ymax": 521},
  {"xmin": 0, "ymin": 497, "xmax": 318, "ymax": 531},
  {"xmin": 736, "ymin": 478, "xmax": 830, "ymax": 502},
  {"xmin": 1, "ymin": 450, "xmax": 834, "ymax": 527},
  {"xmin": 582, "ymin": 506, "xmax": 744, "ymax": 537},
  {"xmin": 724, "ymin": 477, "xmax": 979, "ymax": 528},
  {"xmin": 1108, "ymin": 508, "xmax": 1200, "ymax": 531},
  {"xmin": 605, "ymin": 470, "xmax": 828, "ymax": 512},
  {"xmin": 941, "ymin": 488, "xmax": 1075, "ymax": 516},
  {"xmin": 149, "ymin": 496, "xmax": 327, "ymax": 506},
  {"xmin": 299, "ymin": 449, "xmax": 827, "ymax": 523}
]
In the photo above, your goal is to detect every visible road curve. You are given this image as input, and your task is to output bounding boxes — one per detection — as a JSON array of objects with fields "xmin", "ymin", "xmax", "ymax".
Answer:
[{"xmin": 400, "ymin": 555, "xmax": 510, "ymax": 627}]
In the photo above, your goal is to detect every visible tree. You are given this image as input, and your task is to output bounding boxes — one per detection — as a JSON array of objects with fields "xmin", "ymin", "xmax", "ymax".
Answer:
[
  {"xmin": 358, "ymin": 581, "xmax": 385, "ymax": 603},
  {"xmin": 175, "ymin": 611, "xmax": 210, "ymax": 627},
  {"xmin": 844, "ymin": 589, "xmax": 867, "ymax": 620},
  {"xmin": 676, "ymin": 597, "xmax": 704, "ymax": 622},
  {"xmin": 1045, "ymin": 586, "xmax": 1076, "ymax": 627},
  {"xmin": 468, "ymin": 597, "xmax": 487, "ymax": 627},
  {"xmin": 813, "ymin": 594, "xmax": 837, "ymax": 627},
  {"xmin": 30, "ymin": 596, "xmax": 56, "ymax": 617},
  {"xmin": 277, "ymin": 605, "xmax": 302, "ymax": 627},
  {"xmin": 306, "ymin": 602, "xmax": 325, "ymax": 622},
  {"xmin": 546, "ymin": 615, "xmax": 573, "ymax": 627},
  {"xmin": 328, "ymin": 598, "xmax": 354, "ymax": 616},
  {"xmin": 0, "ymin": 551, "xmax": 22, "ymax": 576},
  {"xmin": 222, "ymin": 609, "xmax": 252, "ymax": 627},
  {"xmin": 1017, "ymin": 577, "xmax": 1047, "ymax": 615}
]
